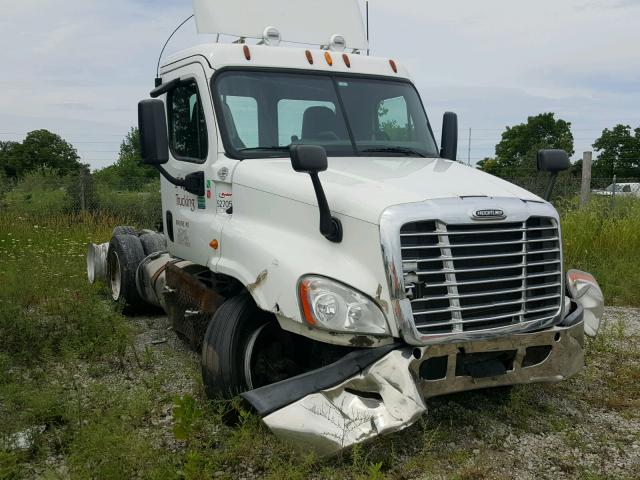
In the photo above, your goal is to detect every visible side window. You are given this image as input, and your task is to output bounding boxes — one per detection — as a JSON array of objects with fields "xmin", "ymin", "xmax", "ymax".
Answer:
[
  {"xmin": 222, "ymin": 96, "xmax": 259, "ymax": 149},
  {"xmin": 169, "ymin": 81, "xmax": 208, "ymax": 162},
  {"xmin": 377, "ymin": 96, "xmax": 413, "ymax": 142},
  {"xmin": 277, "ymin": 100, "xmax": 336, "ymax": 146}
]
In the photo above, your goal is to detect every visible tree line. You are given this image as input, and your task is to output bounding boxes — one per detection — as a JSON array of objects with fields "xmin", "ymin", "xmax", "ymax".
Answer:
[
  {"xmin": 0, "ymin": 130, "xmax": 83, "ymax": 179},
  {"xmin": 2, "ymin": 116, "xmax": 638, "ymax": 186},
  {"xmin": 0, "ymin": 128, "xmax": 156, "ymax": 190},
  {"xmin": 476, "ymin": 113, "xmax": 640, "ymax": 180}
]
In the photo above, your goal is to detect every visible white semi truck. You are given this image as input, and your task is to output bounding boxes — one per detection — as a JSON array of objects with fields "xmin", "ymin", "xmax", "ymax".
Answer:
[{"xmin": 87, "ymin": 0, "xmax": 605, "ymax": 455}]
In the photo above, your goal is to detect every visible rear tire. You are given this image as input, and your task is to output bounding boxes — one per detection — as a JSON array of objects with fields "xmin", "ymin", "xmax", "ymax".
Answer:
[
  {"xmin": 107, "ymin": 234, "xmax": 146, "ymax": 309},
  {"xmin": 201, "ymin": 293, "xmax": 301, "ymax": 399},
  {"xmin": 112, "ymin": 225, "xmax": 138, "ymax": 237},
  {"xmin": 139, "ymin": 233, "xmax": 167, "ymax": 256}
]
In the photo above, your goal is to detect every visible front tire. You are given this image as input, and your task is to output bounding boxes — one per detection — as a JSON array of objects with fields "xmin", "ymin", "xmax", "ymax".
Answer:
[{"xmin": 201, "ymin": 293, "xmax": 301, "ymax": 398}]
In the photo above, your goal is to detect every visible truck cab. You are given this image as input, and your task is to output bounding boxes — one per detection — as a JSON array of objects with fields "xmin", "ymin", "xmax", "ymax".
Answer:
[{"xmin": 88, "ymin": 0, "xmax": 605, "ymax": 455}]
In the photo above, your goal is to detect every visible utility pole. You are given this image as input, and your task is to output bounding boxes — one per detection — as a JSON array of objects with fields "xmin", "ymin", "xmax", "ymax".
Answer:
[
  {"xmin": 366, "ymin": 1, "xmax": 370, "ymax": 56},
  {"xmin": 467, "ymin": 128, "xmax": 472, "ymax": 166},
  {"xmin": 580, "ymin": 151, "xmax": 592, "ymax": 207}
]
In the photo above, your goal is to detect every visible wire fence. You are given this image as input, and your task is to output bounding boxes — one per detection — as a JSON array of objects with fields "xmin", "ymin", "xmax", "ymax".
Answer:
[
  {"xmin": 0, "ymin": 173, "xmax": 162, "ymax": 225},
  {"xmin": 505, "ymin": 175, "xmax": 639, "ymax": 203},
  {"xmin": 0, "ymin": 170, "xmax": 638, "ymax": 226}
]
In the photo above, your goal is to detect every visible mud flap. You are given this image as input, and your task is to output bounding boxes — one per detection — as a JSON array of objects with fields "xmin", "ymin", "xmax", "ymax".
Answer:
[{"xmin": 164, "ymin": 264, "xmax": 225, "ymax": 350}]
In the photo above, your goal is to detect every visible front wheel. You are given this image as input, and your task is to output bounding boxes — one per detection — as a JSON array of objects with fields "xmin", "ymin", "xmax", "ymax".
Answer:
[{"xmin": 201, "ymin": 293, "xmax": 303, "ymax": 399}]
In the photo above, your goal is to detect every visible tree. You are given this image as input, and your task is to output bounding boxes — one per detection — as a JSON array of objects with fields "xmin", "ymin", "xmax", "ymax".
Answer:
[
  {"xmin": 592, "ymin": 124, "xmax": 640, "ymax": 179},
  {"xmin": 479, "ymin": 113, "xmax": 574, "ymax": 177},
  {"xmin": 93, "ymin": 128, "xmax": 157, "ymax": 190},
  {"xmin": 476, "ymin": 157, "xmax": 501, "ymax": 176},
  {"xmin": 17, "ymin": 130, "xmax": 82, "ymax": 176},
  {"xmin": 0, "ymin": 141, "xmax": 22, "ymax": 178}
]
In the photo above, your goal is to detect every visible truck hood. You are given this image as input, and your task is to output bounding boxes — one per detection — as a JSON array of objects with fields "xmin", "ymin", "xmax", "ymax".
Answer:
[{"xmin": 233, "ymin": 157, "xmax": 543, "ymax": 224}]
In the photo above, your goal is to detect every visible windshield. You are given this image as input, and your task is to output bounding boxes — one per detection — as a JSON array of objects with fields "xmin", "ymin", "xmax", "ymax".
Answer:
[{"xmin": 213, "ymin": 70, "xmax": 439, "ymax": 159}]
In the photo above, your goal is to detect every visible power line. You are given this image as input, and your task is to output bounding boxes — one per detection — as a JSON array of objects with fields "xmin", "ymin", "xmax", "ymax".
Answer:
[{"xmin": 0, "ymin": 132, "xmax": 125, "ymax": 137}]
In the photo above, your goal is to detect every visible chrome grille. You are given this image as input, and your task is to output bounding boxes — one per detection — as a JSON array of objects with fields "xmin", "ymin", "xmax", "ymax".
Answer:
[{"xmin": 400, "ymin": 217, "xmax": 562, "ymax": 335}]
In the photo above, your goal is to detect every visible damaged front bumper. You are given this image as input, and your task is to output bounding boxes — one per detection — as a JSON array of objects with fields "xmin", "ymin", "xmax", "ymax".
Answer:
[{"xmin": 242, "ymin": 303, "xmax": 585, "ymax": 456}]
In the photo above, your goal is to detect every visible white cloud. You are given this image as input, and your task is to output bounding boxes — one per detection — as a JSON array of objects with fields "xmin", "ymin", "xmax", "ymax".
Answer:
[{"xmin": 0, "ymin": 0, "xmax": 638, "ymax": 168}]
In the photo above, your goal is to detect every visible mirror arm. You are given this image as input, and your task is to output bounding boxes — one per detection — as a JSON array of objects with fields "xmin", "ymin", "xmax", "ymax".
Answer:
[
  {"xmin": 544, "ymin": 172, "xmax": 558, "ymax": 201},
  {"xmin": 150, "ymin": 78, "xmax": 181, "ymax": 98},
  {"xmin": 156, "ymin": 165, "xmax": 185, "ymax": 188},
  {"xmin": 155, "ymin": 166, "xmax": 205, "ymax": 197},
  {"xmin": 309, "ymin": 173, "xmax": 343, "ymax": 243}
]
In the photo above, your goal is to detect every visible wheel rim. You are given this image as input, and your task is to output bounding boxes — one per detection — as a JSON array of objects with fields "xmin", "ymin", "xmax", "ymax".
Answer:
[
  {"xmin": 109, "ymin": 251, "xmax": 122, "ymax": 301},
  {"xmin": 244, "ymin": 324, "xmax": 268, "ymax": 390},
  {"xmin": 243, "ymin": 322, "xmax": 301, "ymax": 390}
]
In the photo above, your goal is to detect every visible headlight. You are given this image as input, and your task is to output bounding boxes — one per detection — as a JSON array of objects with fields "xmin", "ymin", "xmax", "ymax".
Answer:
[{"xmin": 298, "ymin": 276, "xmax": 390, "ymax": 335}]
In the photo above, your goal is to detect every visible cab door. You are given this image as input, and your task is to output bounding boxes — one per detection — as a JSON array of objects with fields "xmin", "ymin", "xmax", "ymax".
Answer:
[{"xmin": 160, "ymin": 62, "xmax": 221, "ymax": 266}]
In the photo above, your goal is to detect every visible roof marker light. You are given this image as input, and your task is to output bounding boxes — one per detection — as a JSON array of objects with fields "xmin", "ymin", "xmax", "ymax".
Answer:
[
  {"xmin": 243, "ymin": 45, "xmax": 251, "ymax": 60},
  {"xmin": 342, "ymin": 54, "xmax": 351, "ymax": 68},
  {"xmin": 324, "ymin": 51, "xmax": 333, "ymax": 66},
  {"xmin": 389, "ymin": 59, "xmax": 398, "ymax": 73},
  {"xmin": 329, "ymin": 34, "xmax": 346, "ymax": 52},
  {"xmin": 262, "ymin": 26, "xmax": 281, "ymax": 46},
  {"xmin": 305, "ymin": 50, "xmax": 314, "ymax": 65}
]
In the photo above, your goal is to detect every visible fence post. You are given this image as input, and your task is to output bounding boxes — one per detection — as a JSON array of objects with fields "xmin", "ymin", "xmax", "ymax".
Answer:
[
  {"xmin": 611, "ymin": 174, "xmax": 617, "ymax": 209},
  {"xmin": 580, "ymin": 151, "xmax": 592, "ymax": 207},
  {"xmin": 79, "ymin": 168, "xmax": 86, "ymax": 212}
]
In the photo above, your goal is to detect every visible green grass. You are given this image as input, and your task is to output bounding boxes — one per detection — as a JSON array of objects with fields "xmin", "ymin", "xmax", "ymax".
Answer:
[
  {"xmin": 1, "ymin": 200, "xmax": 639, "ymax": 479},
  {"xmin": 561, "ymin": 196, "xmax": 640, "ymax": 306}
]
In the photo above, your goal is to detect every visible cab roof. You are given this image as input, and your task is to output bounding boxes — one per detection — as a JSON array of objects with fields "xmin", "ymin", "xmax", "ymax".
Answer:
[{"xmin": 160, "ymin": 43, "xmax": 411, "ymax": 80}]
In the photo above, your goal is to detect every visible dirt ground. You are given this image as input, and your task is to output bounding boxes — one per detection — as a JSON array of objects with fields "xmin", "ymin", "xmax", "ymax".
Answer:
[
  {"xmin": 120, "ymin": 306, "xmax": 640, "ymax": 480},
  {"xmin": 7, "ymin": 307, "xmax": 638, "ymax": 480}
]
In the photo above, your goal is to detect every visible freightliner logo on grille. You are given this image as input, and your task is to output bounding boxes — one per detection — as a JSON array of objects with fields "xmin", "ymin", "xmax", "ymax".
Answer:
[{"xmin": 472, "ymin": 209, "xmax": 506, "ymax": 220}]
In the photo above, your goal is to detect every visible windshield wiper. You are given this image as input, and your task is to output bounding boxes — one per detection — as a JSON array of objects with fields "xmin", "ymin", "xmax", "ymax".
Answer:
[
  {"xmin": 238, "ymin": 146, "xmax": 291, "ymax": 153},
  {"xmin": 361, "ymin": 147, "xmax": 426, "ymax": 158}
]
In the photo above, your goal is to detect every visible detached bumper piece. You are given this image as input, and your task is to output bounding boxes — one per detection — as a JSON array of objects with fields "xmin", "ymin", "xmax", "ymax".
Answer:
[{"xmin": 242, "ymin": 304, "xmax": 585, "ymax": 456}]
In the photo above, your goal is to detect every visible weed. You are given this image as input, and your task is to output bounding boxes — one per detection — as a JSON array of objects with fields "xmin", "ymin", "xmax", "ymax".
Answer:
[
  {"xmin": 364, "ymin": 462, "xmax": 385, "ymax": 480},
  {"xmin": 173, "ymin": 394, "xmax": 203, "ymax": 441},
  {"xmin": 140, "ymin": 344, "xmax": 156, "ymax": 370},
  {"xmin": 0, "ymin": 450, "xmax": 25, "ymax": 480}
]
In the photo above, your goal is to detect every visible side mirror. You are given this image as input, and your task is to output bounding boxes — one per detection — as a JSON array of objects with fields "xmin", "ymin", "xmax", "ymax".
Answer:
[
  {"xmin": 138, "ymin": 99, "xmax": 204, "ymax": 197},
  {"xmin": 290, "ymin": 144, "xmax": 328, "ymax": 173},
  {"xmin": 289, "ymin": 145, "xmax": 342, "ymax": 243},
  {"xmin": 440, "ymin": 112, "xmax": 458, "ymax": 161},
  {"xmin": 537, "ymin": 149, "xmax": 570, "ymax": 173},
  {"xmin": 138, "ymin": 99, "xmax": 169, "ymax": 165},
  {"xmin": 537, "ymin": 149, "xmax": 570, "ymax": 201}
]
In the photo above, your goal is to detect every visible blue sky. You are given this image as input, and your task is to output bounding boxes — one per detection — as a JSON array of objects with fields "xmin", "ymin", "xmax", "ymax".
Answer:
[{"xmin": 0, "ymin": 0, "xmax": 638, "ymax": 170}]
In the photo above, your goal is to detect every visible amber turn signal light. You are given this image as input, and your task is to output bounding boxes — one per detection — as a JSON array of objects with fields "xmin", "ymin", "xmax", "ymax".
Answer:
[{"xmin": 299, "ymin": 280, "xmax": 316, "ymax": 326}]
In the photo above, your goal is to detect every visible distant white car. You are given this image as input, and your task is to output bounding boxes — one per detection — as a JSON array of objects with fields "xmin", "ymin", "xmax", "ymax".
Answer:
[{"xmin": 592, "ymin": 182, "xmax": 640, "ymax": 197}]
